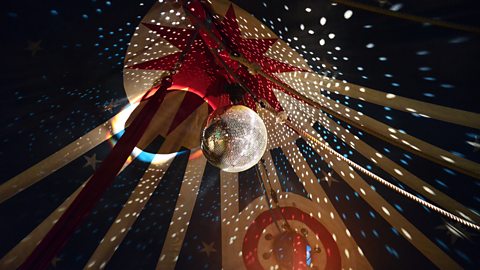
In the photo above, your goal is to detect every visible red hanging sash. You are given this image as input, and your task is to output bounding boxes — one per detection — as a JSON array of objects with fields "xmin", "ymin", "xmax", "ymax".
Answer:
[{"xmin": 19, "ymin": 78, "xmax": 172, "ymax": 270}]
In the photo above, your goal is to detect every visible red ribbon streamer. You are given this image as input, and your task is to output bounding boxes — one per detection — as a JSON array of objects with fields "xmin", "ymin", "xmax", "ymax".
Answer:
[{"xmin": 19, "ymin": 77, "xmax": 172, "ymax": 270}]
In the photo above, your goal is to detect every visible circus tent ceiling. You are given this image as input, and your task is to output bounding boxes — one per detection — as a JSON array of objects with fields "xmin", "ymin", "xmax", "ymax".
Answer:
[{"xmin": 0, "ymin": 0, "xmax": 479, "ymax": 269}]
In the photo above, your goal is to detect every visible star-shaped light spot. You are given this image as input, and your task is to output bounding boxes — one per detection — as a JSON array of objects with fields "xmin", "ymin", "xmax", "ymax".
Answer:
[
  {"xmin": 51, "ymin": 256, "xmax": 61, "ymax": 267},
  {"xmin": 321, "ymin": 174, "xmax": 339, "ymax": 187},
  {"xmin": 466, "ymin": 136, "xmax": 480, "ymax": 152},
  {"xmin": 26, "ymin": 40, "xmax": 43, "ymax": 56},
  {"xmin": 200, "ymin": 241, "xmax": 217, "ymax": 257},
  {"xmin": 436, "ymin": 221, "xmax": 474, "ymax": 244},
  {"xmin": 83, "ymin": 154, "xmax": 101, "ymax": 170},
  {"xmin": 102, "ymin": 99, "xmax": 120, "ymax": 112}
]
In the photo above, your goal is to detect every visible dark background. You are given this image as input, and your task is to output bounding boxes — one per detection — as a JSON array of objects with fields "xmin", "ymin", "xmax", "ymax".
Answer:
[{"xmin": 0, "ymin": 0, "xmax": 479, "ymax": 269}]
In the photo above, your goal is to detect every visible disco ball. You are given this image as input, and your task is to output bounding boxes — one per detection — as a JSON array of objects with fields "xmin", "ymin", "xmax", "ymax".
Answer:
[{"xmin": 201, "ymin": 105, "xmax": 268, "ymax": 173}]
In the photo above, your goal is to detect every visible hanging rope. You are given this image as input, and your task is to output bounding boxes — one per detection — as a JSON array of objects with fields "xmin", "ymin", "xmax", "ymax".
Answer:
[
  {"xmin": 183, "ymin": 0, "xmax": 480, "ymax": 180},
  {"xmin": 255, "ymin": 162, "xmax": 283, "ymax": 232},
  {"xmin": 184, "ymin": 0, "xmax": 480, "ymax": 232},
  {"xmin": 284, "ymin": 120, "xmax": 480, "ymax": 232}
]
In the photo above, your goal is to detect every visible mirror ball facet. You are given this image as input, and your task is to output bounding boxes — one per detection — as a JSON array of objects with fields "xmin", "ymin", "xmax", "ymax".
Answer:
[{"xmin": 201, "ymin": 105, "xmax": 268, "ymax": 173}]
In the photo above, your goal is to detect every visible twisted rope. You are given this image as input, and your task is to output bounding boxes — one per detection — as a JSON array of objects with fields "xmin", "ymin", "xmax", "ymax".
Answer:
[{"xmin": 286, "ymin": 121, "xmax": 480, "ymax": 231}]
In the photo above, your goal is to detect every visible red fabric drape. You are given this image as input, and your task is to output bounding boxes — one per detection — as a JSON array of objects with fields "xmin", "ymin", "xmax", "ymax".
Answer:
[{"xmin": 19, "ymin": 78, "xmax": 172, "ymax": 270}]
